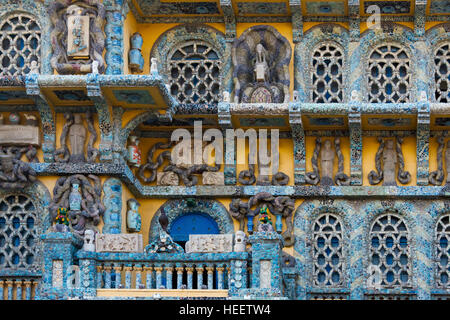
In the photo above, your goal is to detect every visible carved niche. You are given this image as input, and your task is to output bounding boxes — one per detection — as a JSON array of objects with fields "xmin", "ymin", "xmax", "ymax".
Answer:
[
  {"xmin": 232, "ymin": 25, "xmax": 291, "ymax": 103},
  {"xmin": 49, "ymin": 174, "xmax": 105, "ymax": 237},
  {"xmin": 54, "ymin": 112, "xmax": 99, "ymax": 163},
  {"xmin": 49, "ymin": 0, "xmax": 105, "ymax": 74},
  {"xmin": 368, "ymin": 137, "xmax": 411, "ymax": 186},
  {"xmin": 305, "ymin": 137, "xmax": 349, "ymax": 186}
]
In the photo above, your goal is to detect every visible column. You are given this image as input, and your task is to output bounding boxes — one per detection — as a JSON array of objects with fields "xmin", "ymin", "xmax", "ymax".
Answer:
[
  {"xmin": 16, "ymin": 280, "xmax": 22, "ymax": 300},
  {"xmin": 104, "ymin": 266, "xmax": 112, "ymax": 289},
  {"xmin": 24, "ymin": 281, "xmax": 32, "ymax": 300},
  {"xmin": 217, "ymin": 267, "xmax": 225, "ymax": 290},
  {"xmin": 144, "ymin": 266, "xmax": 153, "ymax": 289},
  {"xmin": 134, "ymin": 265, "xmax": 142, "ymax": 289},
  {"xmin": 6, "ymin": 281, "xmax": 13, "ymax": 300},
  {"xmin": 206, "ymin": 266, "xmax": 215, "ymax": 289},
  {"xmin": 176, "ymin": 266, "xmax": 184, "ymax": 289},
  {"xmin": 155, "ymin": 267, "xmax": 163, "ymax": 289},
  {"xmin": 186, "ymin": 267, "xmax": 194, "ymax": 289},
  {"xmin": 196, "ymin": 266, "xmax": 204, "ymax": 289},
  {"xmin": 104, "ymin": 0, "xmax": 128, "ymax": 75},
  {"xmin": 96, "ymin": 266, "xmax": 103, "ymax": 288},
  {"xmin": 114, "ymin": 265, "xmax": 122, "ymax": 289},
  {"xmin": 124, "ymin": 267, "xmax": 132, "ymax": 289},
  {"xmin": 165, "ymin": 265, "xmax": 173, "ymax": 290}
]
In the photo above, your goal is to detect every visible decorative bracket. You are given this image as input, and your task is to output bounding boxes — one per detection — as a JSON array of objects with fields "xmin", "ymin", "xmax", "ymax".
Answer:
[
  {"xmin": 25, "ymin": 74, "xmax": 56, "ymax": 163},
  {"xmin": 289, "ymin": 0, "xmax": 303, "ymax": 43},
  {"xmin": 86, "ymin": 73, "xmax": 113, "ymax": 161},
  {"xmin": 289, "ymin": 102, "xmax": 306, "ymax": 185}
]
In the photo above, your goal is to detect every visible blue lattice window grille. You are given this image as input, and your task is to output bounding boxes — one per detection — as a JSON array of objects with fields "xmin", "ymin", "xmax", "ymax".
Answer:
[
  {"xmin": 436, "ymin": 214, "xmax": 450, "ymax": 288},
  {"xmin": 0, "ymin": 194, "xmax": 39, "ymax": 270},
  {"xmin": 369, "ymin": 213, "xmax": 412, "ymax": 288},
  {"xmin": 310, "ymin": 42, "xmax": 344, "ymax": 103},
  {"xmin": 434, "ymin": 43, "xmax": 450, "ymax": 103},
  {"xmin": 312, "ymin": 214, "xmax": 345, "ymax": 287},
  {"xmin": 367, "ymin": 43, "xmax": 411, "ymax": 103},
  {"xmin": 0, "ymin": 14, "xmax": 41, "ymax": 76},
  {"xmin": 168, "ymin": 41, "xmax": 221, "ymax": 104}
]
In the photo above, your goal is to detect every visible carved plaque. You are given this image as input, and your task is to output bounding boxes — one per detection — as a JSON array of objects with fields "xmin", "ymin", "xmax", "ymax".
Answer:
[
  {"xmin": 185, "ymin": 234, "xmax": 233, "ymax": 253},
  {"xmin": 0, "ymin": 125, "xmax": 40, "ymax": 146},
  {"xmin": 259, "ymin": 260, "xmax": 272, "ymax": 289},
  {"xmin": 67, "ymin": 13, "xmax": 90, "ymax": 57},
  {"xmin": 95, "ymin": 233, "xmax": 143, "ymax": 253},
  {"xmin": 202, "ymin": 172, "xmax": 224, "ymax": 185}
]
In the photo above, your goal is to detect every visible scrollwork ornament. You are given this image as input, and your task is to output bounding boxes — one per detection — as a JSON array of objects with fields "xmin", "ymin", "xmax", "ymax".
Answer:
[
  {"xmin": 368, "ymin": 137, "xmax": 384, "ymax": 185},
  {"xmin": 334, "ymin": 138, "xmax": 350, "ymax": 186},
  {"xmin": 429, "ymin": 136, "xmax": 445, "ymax": 186},
  {"xmin": 396, "ymin": 137, "xmax": 411, "ymax": 185},
  {"xmin": 305, "ymin": 137, "xmax": 321, "ymax": 185}
]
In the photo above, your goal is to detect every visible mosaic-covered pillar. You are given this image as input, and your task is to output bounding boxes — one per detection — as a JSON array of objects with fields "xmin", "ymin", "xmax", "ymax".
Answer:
[
  {"xmin": 416, "ymin": 100, "xmax": 430, "ymax": 186},
  {"xmin": 348, "ymin": 207, "xmax": 365, "ymax": 300},
  {"xmin": 104, "ymin": 0, "xmax": 128, "ymax": 75},
  {"xmin": 349, "ymin": 104, "xmax": 363, "ymax": 185},
  {"xmin": 37, "ymin": 232, "xmax": 83, "ymax": 300},
  {"xmin": 219, "ymin": 101, "xmax": 236, "ymax": 185},
  {"xmin": 77, "ymin": 251, "xmax": 97, "ymax": 297},
  {"xmin": 289, "ymin": 103, "xmax": 306, "ymax": 185},
  {"xmin": 102, "ymin": 178, "xmax": 123, "ymax": 234}
]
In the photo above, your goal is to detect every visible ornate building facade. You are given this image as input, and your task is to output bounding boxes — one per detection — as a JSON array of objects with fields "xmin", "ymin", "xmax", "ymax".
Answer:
[{"xmin": 0, "ymin": 0, "xmax": 449, "ymax": 300}]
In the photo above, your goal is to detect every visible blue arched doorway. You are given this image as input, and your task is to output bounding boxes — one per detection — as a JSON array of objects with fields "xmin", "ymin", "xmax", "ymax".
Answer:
[{"xmin": 169, "ymin": 212, "xmax": 220, "ymax": 246}]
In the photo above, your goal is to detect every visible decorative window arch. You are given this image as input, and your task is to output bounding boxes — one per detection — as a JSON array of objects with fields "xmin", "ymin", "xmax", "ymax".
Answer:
[
  {"xmin": 433, "ymin": 42, "xmax": 450, "ymax": 103},
  {"xmin": 0, "ymin": 194, "xmax": 39, "ymax": 270},
  {"xmin": 312, "ymin": 213, "xmax": 345, "ymax": 287},
  {"xmin": 369, "ymin": 213, "xmax": 411, "ymax": 288},
  {"xmin": 367, "ymin": 43, "xmax": 411, "ymax": 103},
  {"xmin": 310, "ymin": 42, "xmax": 344, "ymax": 103},
  {"xmin": 435, "ymin": 214, "xmax": 450, "ymax": 288},
  {"xmin": 0, "ymin": 13, "xmax": 41, "ymax": 76},
  {"xmin": 168, "ymin": 41, "xmax": 221, "ymax": 104}
]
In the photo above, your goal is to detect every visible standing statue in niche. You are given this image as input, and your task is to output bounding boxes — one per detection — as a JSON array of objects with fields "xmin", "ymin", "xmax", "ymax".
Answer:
[
  {"xmin": 305, "ymin": 138, "xmax": 349, "ymax": 186},
  {"xmin": 126, "ymin": 199, "xmax": 142, "ymax": 233},
  {"xmin": 320, "ymin": 140, "xmax": 335, "ymax": 186},
  {"xmin": 254, "ymin": 44, "xmax": 269, "ymax": 83},
  {"xmin": 369, "ymin": 137, "xmax": 411, "ymax": 186},
  {"xmin": 54, "ymin": 112, "xmax": 99, "ymax": 163}
]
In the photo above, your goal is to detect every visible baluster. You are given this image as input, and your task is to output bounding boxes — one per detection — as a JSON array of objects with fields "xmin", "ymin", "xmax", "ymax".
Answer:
[
  {"xmin": 206, "ymin": 266, "xmax": 215, "ymax": 289},
  {"xmin": 114, "ymin": 265, "xmax": 122, "ymax": 288},
  {"xmin": 176, "ymin": 265, "xmax": 184, "ymax": 289},
  {"xmin": 0, "ymin": 280, "xmax": 4, "ymax": 300},
  {"xmin": 31, "ymin": 280, "xmax": 36, "ymax": 299},
  {"xmin": 124, "ymin": 266, "xmax": 132, "ymax": 289},
  {"xmin": 6, "ymin": 281, "xmax": 13, "ymax": 300},
  {"xmin": 104, "ymin": 266, "xmax": 112, "ymax": 289},
  {"xmin": 24, "ymin": 281, "xmax": 32, "ymax": 300},
  {"xmin": 226, "ymin": 266, "xmax": 231, "ymax": 289},
  {"xmin": 155, "ymin": 266, "xmax": 163, "ymax": 289},
  {"xmin": 196, "ymin": 266, "xmax": 204, "ymax": 289},
  {"xmin": 15, "ymin": 280, "xmax": 22, "ymax": 300},
  {"xmin": 186, "ymin": 266, "xmax": 194, "ymax": 289},
  {"xmin": 144, "ymin": 266, "xmax": 153, "ymax": 289},
  {"xmin": 165, "ymin": 265, "xmax": 173, "ymax": 289},
  {"xmin": 134, "ymin": 265, "xmax": 142, "ymax": 289},
  {"xmin": 96, "ymin": 266, "xmax": 103, "ymax": 288},
  {"xmin": 217, "ymin": 267, "xmax": 225, "ymax": 289}
]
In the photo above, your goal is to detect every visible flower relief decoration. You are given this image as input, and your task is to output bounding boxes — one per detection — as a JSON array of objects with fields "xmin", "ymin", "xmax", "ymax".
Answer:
[
  {"xmin": 54, "ymin": 112, "xmax": 99, "ymax": 163},
  {"xmin": 49, "ymin": 174, "xmax": 105, "ymax": 238},
  {"xmin": 230, "ymin": 192, "xmax": 295, "ymax": 246},
  {"xmin": 49, "ymin": 0, "xmax": 105, "ymax": 74},
  {"xmin": 232, "ymin": 25, "xmax": 291, "ymax": 103}
]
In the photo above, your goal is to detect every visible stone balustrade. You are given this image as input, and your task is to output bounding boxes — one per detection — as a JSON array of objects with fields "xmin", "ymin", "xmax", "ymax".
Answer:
[{"xmin": 0, "ymin": 277, "xmax": 39, "ymax": 300}]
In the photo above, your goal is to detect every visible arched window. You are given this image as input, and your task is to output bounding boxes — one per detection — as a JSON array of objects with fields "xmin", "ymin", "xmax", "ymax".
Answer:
[
  {"xmin": 312, "ymin": 214, "xmax": 345, "ymax": 287},
  {"xmin": 0, "ymin": 194, "xmax": 39, "ymax": 269},
  {"xmin": 311, "ymin": 42, "xmax": 344, "ymax": 103},
  {"xmin": 436, "ymin": 214, "xmax": 450, "ymax": 288},
  {"xmin": 369, "ymin": 213, "xmax": 411, "ymax": 288},
  {"xmin": 0, "ymin": 14, "xmax": 41, "ymax": 76},
  {"xmin": 168, "ymin": 41, "xmax": 221, "ymax": 104},
  {"xmin": 367, "ymin": 43, "xmax": 411, "ymax": 103},
  {"xmin": 434, "ymin": 43, "xmax": 450, "ymax": 103}
]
